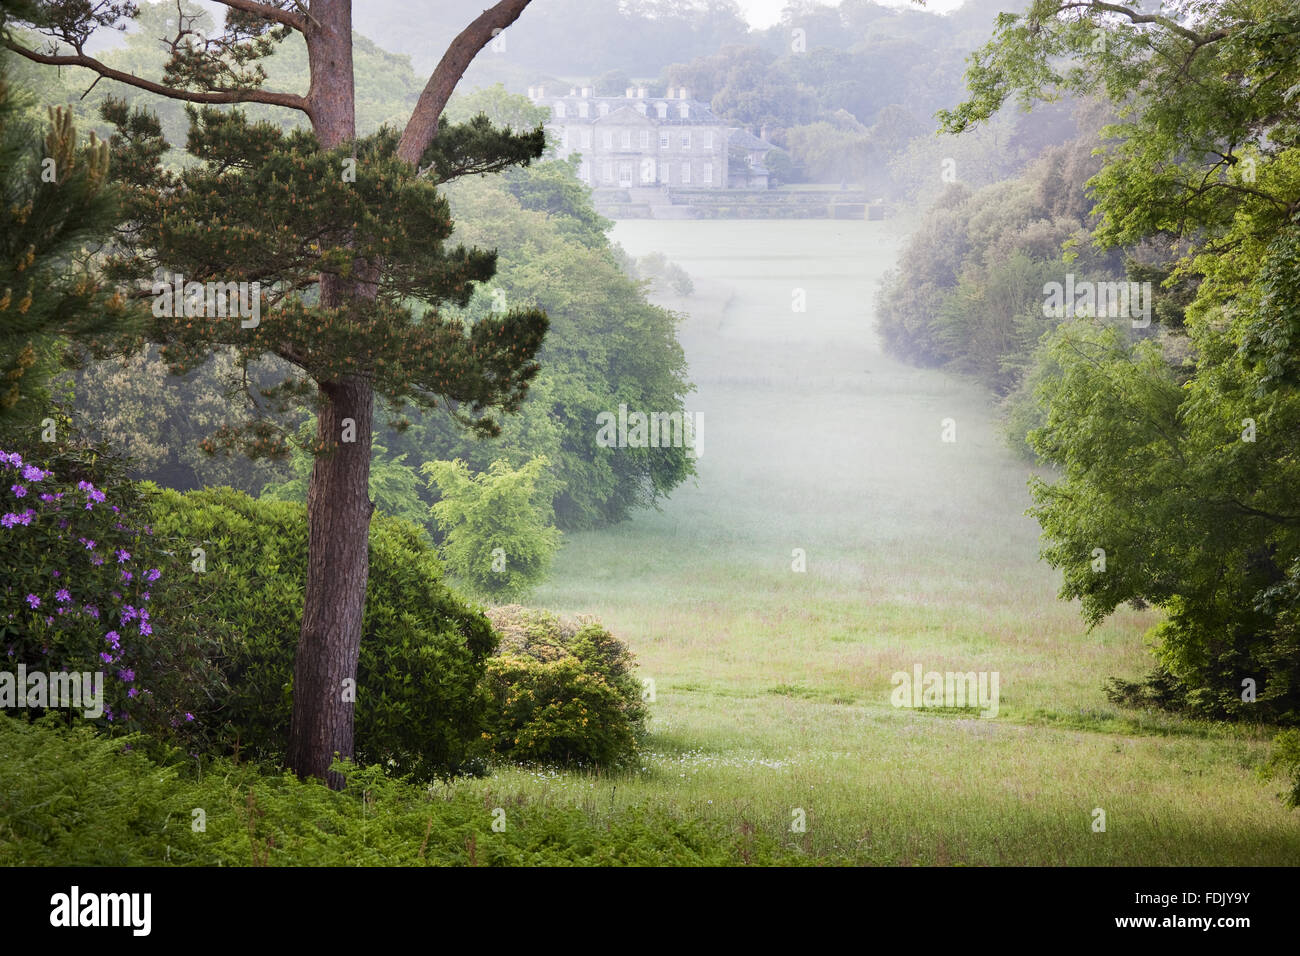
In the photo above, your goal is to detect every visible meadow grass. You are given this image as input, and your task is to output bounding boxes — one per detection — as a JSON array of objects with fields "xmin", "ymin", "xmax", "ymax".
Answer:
[{"xmin": 449, "ymin": 219, "xmax": 1300, "ymax": 865}]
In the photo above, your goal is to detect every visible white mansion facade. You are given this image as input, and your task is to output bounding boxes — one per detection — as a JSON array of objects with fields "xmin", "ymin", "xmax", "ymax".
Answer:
[{"xmin": 528, "ymin": 85, "xmax": 736, "ymax": 189}]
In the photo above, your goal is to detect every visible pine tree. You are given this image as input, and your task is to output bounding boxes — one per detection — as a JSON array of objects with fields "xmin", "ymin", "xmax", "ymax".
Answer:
[
  {"xmin": 0, "ymin": 61, "xmax": 128, "ymax": 429},
  {"xmin": 2, "ymin": 0, "xmax": 546, "ymax": 786}
]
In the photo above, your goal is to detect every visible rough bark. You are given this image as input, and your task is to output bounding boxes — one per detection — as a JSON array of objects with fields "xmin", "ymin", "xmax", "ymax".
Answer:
[{"xmin": 286, "ymin": 0, "xmax": 368, "ymax": 788}]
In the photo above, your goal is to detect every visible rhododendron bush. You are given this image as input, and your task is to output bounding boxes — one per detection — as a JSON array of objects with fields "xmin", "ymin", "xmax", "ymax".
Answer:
[{"xmin": 0, "ymin": 435, "xmax": 220, "ymax": 749}]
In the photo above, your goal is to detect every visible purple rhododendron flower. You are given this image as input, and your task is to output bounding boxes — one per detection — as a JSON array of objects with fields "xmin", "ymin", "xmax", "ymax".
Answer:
[
  {"xmin": 10, "ymin": 484, "xmax": 26, "ymax": 498},
  {"xmin": 139, "ymin": 620, "xmax": 152, "ymax": 637},
  {"xmin": 105, "ymin": 631, "xmax": 121, "ymax": 649},
  {"xmin": 118, "ymin": 668, "xmax": 135, "ymax": 682},
  {"xmin": 116, "ymin": 549, "xmax": 130, "ymax": 563},
  {"xmin": 127, "ymin": 688, "xmax": 138, "ymax": 699},
  {"xmin": 25, "ymin": 594, "xmax": 39, "ymax": 609},
  {"xmin": 185, "ymin": 713, "xmax": 194, "ymax": 722},
  {"xmin": 21, "ymin": 465, "xmax": 45, "ymax": 482},
  {"xmin": 145, "ymin": 568, "xmax": 161, "ymax": 583},
  {"xmin": 99, "ymin": 652, "xmax": 113, "ymax": 663},
  {"xmin": 55, "ymin": 589, "xmax": 70, "ymax": 603}
]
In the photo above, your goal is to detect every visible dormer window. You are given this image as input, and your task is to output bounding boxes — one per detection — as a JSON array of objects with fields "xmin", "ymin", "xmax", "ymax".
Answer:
[
  {"xmin": 636, "ymin": 102, "xmax": 648, "ymax": 116},
  {"xmin": 578, "ymin": 101, "xmax": 589, "ymax": 118},
  {"xmin": 679, "ymin": 103, "xmax": 690, "ymax": 119},
  {"xmin": 656, "ymin": 102, "xmax": 668, "ymax": 119},
  {"xmin": 554, "ymin": 101, "xmax": 566, "ymax": 119}
]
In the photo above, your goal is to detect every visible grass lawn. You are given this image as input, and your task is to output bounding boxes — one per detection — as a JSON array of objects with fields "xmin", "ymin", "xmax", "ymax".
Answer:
[{"xmin": 447, "ymin": 219, "xmax": 1300, "ymax": 865}]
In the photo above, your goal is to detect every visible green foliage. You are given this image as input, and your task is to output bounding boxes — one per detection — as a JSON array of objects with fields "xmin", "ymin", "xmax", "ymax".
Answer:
[
  {"xmin": 940, "ymin": 0, "xmax": 1300, "ymax": 728},
  {"xmin": 98, "ymin": 100, "xmax": 548, "ymax": 455},
  {"xmin": 67, "ymin": 345, "xmax": 297, "ymax": 493},
  {"xmin": 482, "ymin": 606, "xmax": 647, "ymax": 768},
  {"xmin": 1026, "ymin": 318, "xmax": 1300, "ymax": 724},
  {"xmin": 144, "ymin": 486, "xmax": 496, "ymax": 779},
  {"xmin": 877, "ymin": 135, "xmax": 1123, "ymax": 396},
  {"xmin": 0, "ymin": 716, "xmax": 822, "ymax": 865},
  {"xmin": 1263, "ymin": 729, "xmax": 1300, "ymax": 809},
  {"xmin": 260, "ymin": 418, "xmax": 427, "ymax": 530},
  {"xmin": 422, "ymin": 457, "xmax": 561, "ymax": 600},
  {"xmin": 0, "ymin": 65, "xmax": 130, "ymax": 427},
  {"xmin": 383, "ymin": 126, "xmax": 696, "ymax": 530}
]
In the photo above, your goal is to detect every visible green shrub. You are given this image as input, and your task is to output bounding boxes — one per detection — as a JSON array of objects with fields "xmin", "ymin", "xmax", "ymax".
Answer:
[
  {"xmin": 482, "ymin": 606, "xmax": 646, "ymax": 767},
  {"xmin": 145, "ymin": 486, "xmax": 496, "ymax": 780}
]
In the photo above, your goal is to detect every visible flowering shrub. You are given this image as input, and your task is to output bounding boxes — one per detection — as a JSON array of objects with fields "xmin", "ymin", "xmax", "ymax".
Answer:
[
  {"xmin": 0, "ymin": 438, "xmax": 220, "ymax": 747},
  {"xmin": 482, "ymin": 606, "xmax": 647, "ymax": 767}
]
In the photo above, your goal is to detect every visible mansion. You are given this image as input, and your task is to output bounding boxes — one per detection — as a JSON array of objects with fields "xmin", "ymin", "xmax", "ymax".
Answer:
[{"xmin": 528, "ymin": 85, "xmax": 775, "ymax": 190}]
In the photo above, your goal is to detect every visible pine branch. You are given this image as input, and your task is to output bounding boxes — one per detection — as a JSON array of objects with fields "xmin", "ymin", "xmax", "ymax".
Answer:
[
  {"xmin": 215, "ymin": 0, "xmax": 309, "ymax": 33},
  {"xmin": 397, "ymin": 0, "xmax": 534, "ymax": 165},
  {"xmin": 1, "ymin": 39, "xmax": 311, "ymax": 114}
]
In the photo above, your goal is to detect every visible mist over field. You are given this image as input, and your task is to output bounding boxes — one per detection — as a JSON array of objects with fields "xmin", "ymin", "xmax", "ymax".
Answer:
[{"xmin": 1, "ymin": 0, "xmax": 1297, "ymax": 904}]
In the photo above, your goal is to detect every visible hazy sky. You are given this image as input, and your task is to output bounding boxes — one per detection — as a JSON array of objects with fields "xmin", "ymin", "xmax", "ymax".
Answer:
[{"xmin": 734, "ymin": 0, "xmax": 966, "ymax": 28}]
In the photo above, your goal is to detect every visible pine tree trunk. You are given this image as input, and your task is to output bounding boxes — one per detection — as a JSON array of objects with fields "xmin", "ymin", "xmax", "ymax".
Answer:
[
  {"xmin": 287, "ymin": 376, "xmax": 373, "ymax": 786},
  {"xmin": 287, "ymin": 0, "xmax": 371, "ymax": 788}
]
